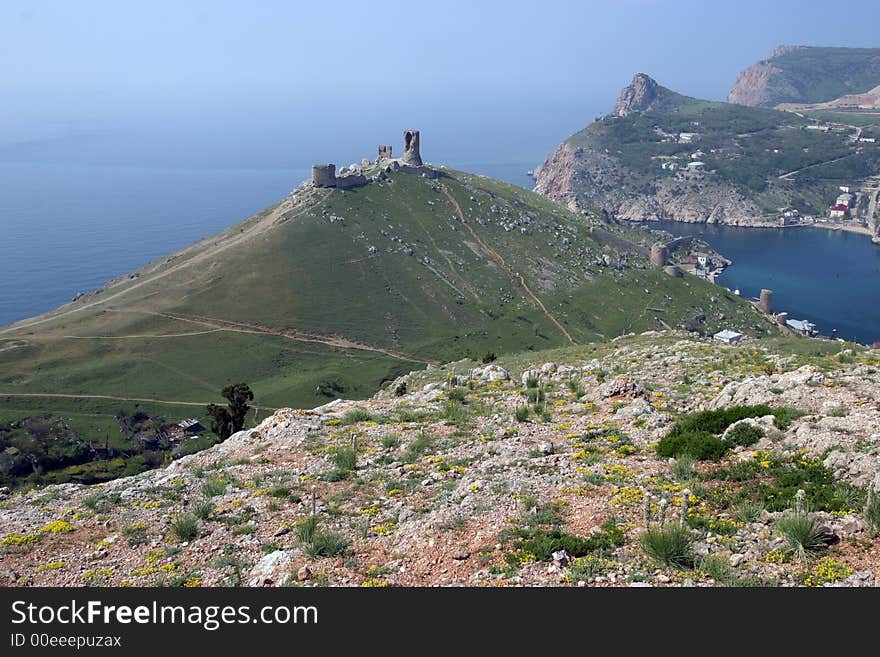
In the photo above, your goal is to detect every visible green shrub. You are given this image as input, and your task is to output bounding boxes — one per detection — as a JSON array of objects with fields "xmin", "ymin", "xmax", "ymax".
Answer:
[
  {"xmin": 402, "ymin": 432, "xmax": 435, "ymax": 463},
  {"xmin": 514, "ymin": 406, "xmax": 530, "ymax": 422},
  {"xmin": 481, "ymin": 352, "xmax": 497, "ymax": 364},
  {"xmin": 698, "ymin": 554, "xmax": 732, "ymax": 584},
  {"xmin": 269, "ymin": 485, "xmax": 290, "ymax": 499},
  {"xmin": 657, "ymin": 405, "xmax": 802, "ymax": 461},
  {"xmin": 733, "ymin": 499, "xmax": 764, "ymax": 523},
  {"xmin": 333, "ymin": 447, "xmax": 357, "ymax": 473},
  {"xmin": 726, "ymin": 423, "xmax": 764, "ymax": 447},
  {"xmin": 507, "ymin": 520, "xmax": 625, "ymax": 563},
  {"xmin": 525, "ymin": 376, "xmax": 539, "ymax": 389},
  {"xmin": 657, "ymin": 431, "xmax": 728, "ymax": 461},
  {"xmin": 170, "ymin": 514, "xmax": 199, "ymax": 542},
  {"xmin": 639, "ymin": 523, "xmax": 694, "ymax": 569},
  {"xmin": 381, "ymin": 434, "xmax": 400, "ymax": 450}
]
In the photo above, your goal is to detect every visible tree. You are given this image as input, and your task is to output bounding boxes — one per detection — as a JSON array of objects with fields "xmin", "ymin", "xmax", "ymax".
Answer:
[
  {"xmin": 206, "ymin": 404, "xmax": 233, "ymax": 441},
  {"xmin": 205, "ymin": 383, "xmax": 254, "ymax": 441},
  {"xmin": 221, "ymin": 383, "xmax": 253, "ymax": 433}
]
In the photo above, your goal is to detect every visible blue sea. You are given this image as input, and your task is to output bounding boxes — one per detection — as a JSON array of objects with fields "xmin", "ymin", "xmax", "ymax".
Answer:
[{"xmin": 656, "ymin": 221, "xmax": 880, "ymax": 345}]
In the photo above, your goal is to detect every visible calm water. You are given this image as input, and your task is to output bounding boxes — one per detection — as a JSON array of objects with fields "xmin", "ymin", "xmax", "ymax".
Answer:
[
  {"xmin": 655, "ymin": 221, "xmax": 880, "ymax": 345},
  {"xmin": 0, "ymin": 158, "xmax": 533, "ymax": 327}
]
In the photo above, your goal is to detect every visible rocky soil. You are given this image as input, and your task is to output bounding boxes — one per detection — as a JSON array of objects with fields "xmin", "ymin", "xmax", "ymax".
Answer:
[{"xmin": 2, "ymin": 332, "xmax": 879, "ymax": 587}]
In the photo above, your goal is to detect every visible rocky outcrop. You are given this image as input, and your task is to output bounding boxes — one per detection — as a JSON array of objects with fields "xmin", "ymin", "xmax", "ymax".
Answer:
[{"xmin": 613, "ymin": 73, "xmax": 661, "ymax": 116}]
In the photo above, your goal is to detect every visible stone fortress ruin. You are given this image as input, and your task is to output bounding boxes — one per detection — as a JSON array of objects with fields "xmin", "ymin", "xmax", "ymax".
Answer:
[{"xmin": 311, "ymin": 129, "xmax": 438, "ymax": 190}]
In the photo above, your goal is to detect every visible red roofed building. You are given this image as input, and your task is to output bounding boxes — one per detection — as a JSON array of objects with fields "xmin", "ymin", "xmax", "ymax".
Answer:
[{"xmin": 830, "ymin": 204, "xmax": 848, "ymax": 219}]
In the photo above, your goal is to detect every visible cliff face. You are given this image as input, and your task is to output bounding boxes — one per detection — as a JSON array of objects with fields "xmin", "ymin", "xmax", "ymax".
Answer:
[{"xmin": 728, "ymin": 45, "xmax": 880, "ymax": 108}]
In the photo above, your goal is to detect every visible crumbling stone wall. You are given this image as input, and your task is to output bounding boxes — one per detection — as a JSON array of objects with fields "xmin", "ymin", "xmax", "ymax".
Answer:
[
  {"xmin": 377, "ymin": 145, "xmax": 392, "ymax": 162},
  {"xmin": 759, "ymin": 289, "xmax": 773, "ymax": 314},
  {"xmin": 650, "ymin": 243, "xmax": 669, "ymax": 267}
]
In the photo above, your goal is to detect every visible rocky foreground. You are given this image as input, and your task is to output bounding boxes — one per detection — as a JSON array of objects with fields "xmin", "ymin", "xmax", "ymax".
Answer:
[{"xmin": 2, "ymin": 332, "xmax": 879, "ymax": 587}]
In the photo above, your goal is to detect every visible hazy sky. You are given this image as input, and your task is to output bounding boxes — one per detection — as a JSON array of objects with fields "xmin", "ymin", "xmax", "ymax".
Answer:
[{"xmin": 1, "ymin": 0, "xmax": 878, "ymax": 166}]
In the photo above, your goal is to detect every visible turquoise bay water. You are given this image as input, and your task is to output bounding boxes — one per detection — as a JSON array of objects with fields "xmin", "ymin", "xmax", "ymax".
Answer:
[{"xmin": 655, "ymin": 221, "xmax": 880, "ymax": 345}]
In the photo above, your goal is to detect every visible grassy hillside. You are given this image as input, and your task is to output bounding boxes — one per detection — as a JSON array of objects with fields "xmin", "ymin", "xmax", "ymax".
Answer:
[{"xmin": 0, "ymin": 168, "xmax": 776, "ymax": 451}]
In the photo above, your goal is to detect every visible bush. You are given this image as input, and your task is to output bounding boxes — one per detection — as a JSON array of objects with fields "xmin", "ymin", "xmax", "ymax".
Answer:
[
  {"xmin": 514, "ymin": 406, "xmax": 530, "ymax": 422},
  {"xmin": 447, "ymin": 387, "xmax": 468, "ymax": 403},
  {"xmin": 670, "ymin": 454, "xmax": 696, "ymax": 481},
  {"xmin": 656, "ymin": 431, "xmax": 728, "ymax": 461},
  {"xmin": 202, "ymin": 478, "xmax": 228, "ymax": 498},
  {"xmin": 639, "ymin": 523, "xmax": 694, "ymax": 569},
  {"xmin": 481, "ymin": 352, "xmax": 497, "ymax": 364},
  {"xmin": 865, "ymin": 486, "xmax": 880, "ymax": 535},
  {"xmin": 657, "ymin": 405, "xmax": 802, "ymax": 461},
  {"xmin": 726, "ymin": 423, "xmax": 764, "ymax": 447},
  {"xmin": 170, "ymin": 514, "xmax": 199, "ymax": 542},
  {"xmin": 333, "ymin": 447, "xmax": 357, "ymax": 473},
  {"xmin": 508, "ymin": 520, "xmax": 625, "ymax": 563}
]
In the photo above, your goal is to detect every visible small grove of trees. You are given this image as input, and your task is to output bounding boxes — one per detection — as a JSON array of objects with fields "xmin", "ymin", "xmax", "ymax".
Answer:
[{"xmin": 206, "ymin": 383, "xmax": 254, "ymax": 441}]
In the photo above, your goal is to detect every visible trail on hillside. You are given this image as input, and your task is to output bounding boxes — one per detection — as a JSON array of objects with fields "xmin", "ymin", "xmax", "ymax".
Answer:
[
  {"xmin": 440, "ymin": 185, "xmax": 575, "ymax": 344},
  {"xmin": 0, "ymin": 392, "xmax": 278, "ymax": 411},
  {"xmin": 0, "ymin": 189, "xmax": 333, "ymax": 336},
  {"xmin": 106, "ymin": 309, "xmax": 440, "ymax": 365}
]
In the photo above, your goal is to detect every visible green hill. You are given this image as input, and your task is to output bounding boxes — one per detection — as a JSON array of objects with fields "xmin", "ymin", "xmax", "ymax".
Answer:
[
  {"xmin": 0, "ymin": 161, "xmax": 778, "ymax": 480},
  {"xmin": 729, "ymin": 45, "xmax": 880, "ymax": 108},
  {"xmin": 533, "ymin": 73, "xmax": 880, "ymax": 221}
]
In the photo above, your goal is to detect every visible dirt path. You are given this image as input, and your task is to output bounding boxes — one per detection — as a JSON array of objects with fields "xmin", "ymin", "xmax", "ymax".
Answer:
[
  {"xmin": 0, "ymin": 392, "xmax": 278, "ymax": 411},
  {"xmin": 0, "ymin": 189, "xmax": 333, "ymax": 336},
  {"xmin": 108, "ymin": 309, "xmax": 439, "ymax": 365},
  {"xmin": 778, "ymin": 152, "xmax": 856, "ymax": 180},
  {"xmin": 440, "ymin": 185, "xmax": 575, "ymax": 344}
]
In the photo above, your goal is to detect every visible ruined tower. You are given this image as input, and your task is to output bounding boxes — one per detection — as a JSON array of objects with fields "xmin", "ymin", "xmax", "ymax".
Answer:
[
  {"xmin": 650, "ymin": 243, "xmax": 669, "ymax": 268},
  {"xmin": 402, "ymin": 130, "xmax": 422, "ymax": 166},
  {"xmin": 759, "ymin": 289, "xmax": 773, "ymax": 314},
  {"xmin": 377, "ymin": 145, "xmax": 392, "ymax": 162},
  {"xmin": 311, "ymin": 164, "xmax": 337, "ymax": 188}
]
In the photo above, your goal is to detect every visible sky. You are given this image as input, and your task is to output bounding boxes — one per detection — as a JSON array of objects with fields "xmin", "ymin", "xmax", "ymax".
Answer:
[{"xmin": 1, "ymin": 0, "xmax": 878, "ymax": 168}]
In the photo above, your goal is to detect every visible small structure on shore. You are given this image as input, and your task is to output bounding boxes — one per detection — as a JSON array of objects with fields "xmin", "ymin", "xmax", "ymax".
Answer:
[
  {"xmin": 714, "ymin": 329, "xmax": 744, "ymax": 345},
  {"xmin": 650, "ymin": 243, "xmax": 669, "ymax": 267},
  {"xmin": 786, "ymin": 318, "xmax": 818, "ymax": 336}
]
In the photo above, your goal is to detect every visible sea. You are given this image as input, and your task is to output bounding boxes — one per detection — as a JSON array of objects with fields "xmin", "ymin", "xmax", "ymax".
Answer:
[
  {"xmin": 655, "ymin": 221, "xmax": 880, "ymax": 346},
  {"xmin": 1, "ymin": 126, "xmax": 879, "ymax": 346}
]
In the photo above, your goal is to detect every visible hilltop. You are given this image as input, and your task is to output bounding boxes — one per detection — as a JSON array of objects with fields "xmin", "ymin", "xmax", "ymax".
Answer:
[
  {"xmin": 1, "ymin": 331, "xmax": 877, "ymax": 587},
  {"xmin": 532, "ymin": 74, "xmax": 880, "ymax": 224},
  {"xmin": 0, "ymin": 131, "xmax": 776, "ymax": 488},
  {"xmin": 728, "ymin": 45, "xmax": 880, "ymax": 109}
]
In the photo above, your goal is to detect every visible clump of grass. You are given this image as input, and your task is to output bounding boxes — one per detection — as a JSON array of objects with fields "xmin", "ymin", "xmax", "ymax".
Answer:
[
  {"xmin": 698, "ymin": 554, "xmax": 732, "ymax": 584},
  {"xmin": 639, "ymin": 523, "xmax": 694, "ymax": 570},
  {"xmin": 381, "ymin": 434, "xmax": 400, "ymax": 450},
  {"xmin": 446, "ymin": 387, "xmax": 468, "ymax": 403},
  {"xmin": 193, "ymin": 498, "xmax": 214, "ymax": 521},
  {"xmin": 403, "ymin": 432, "xmax": 435, "ymax": 463},
  {"xmin": 170, "ymin": 513, "xmax": 200, "ymax": 542},
  {"xmin": 776, "ymin": 491, "xmax": 826, "ymax": 560},
  {"xmin": 514, "ymin": 405, "xmax": 530, "ymax": 422},
  {"xmin": 269, "ymin": 485, "xmax": 290, "ymax": 499},
  {"xmin": 340, "ymin": 408, "xmax": 373, "ymax": 425},
  {"xmin": 82, "ymin": 492, "xmax": 121, "ymax": 514},
  {"xmin": 670, "ymin": 454, "xmax": 696, "ymax": 481},
  {"xmin": 296, "ymin": 516, "xmax": 349, "ymax": 559},
  {"xmin": 734, "ymin": 499, "xmax": 764, "ymax": 523},
  {"xmin": 865, "ymin": 484, "xmax": 880, "ymax": 535},
  {"xmin": 202, "ymin": 477, "xmax": 228, "ymax": 498}
]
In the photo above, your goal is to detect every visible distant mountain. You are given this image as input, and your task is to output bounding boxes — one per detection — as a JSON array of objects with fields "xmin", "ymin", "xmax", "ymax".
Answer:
[
  {"xmin": 728, "ymin": 45, "xmax": 880, "ymax": 108},
  {"xmin": 533, "ymin": 74, "xmax": 880, "ymax": 224},
  {"xmin": 0, "ymin": 135, "xmax": 771, "ymax": 466}
]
